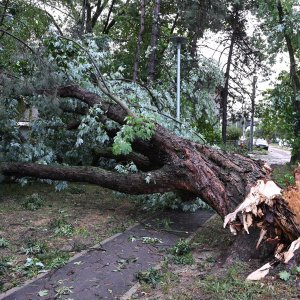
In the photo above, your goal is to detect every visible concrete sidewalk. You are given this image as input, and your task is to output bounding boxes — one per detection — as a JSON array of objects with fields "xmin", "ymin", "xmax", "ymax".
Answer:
[{"xmin": 1, "ymin": 210, "xmax": 213, "ymax": 300}]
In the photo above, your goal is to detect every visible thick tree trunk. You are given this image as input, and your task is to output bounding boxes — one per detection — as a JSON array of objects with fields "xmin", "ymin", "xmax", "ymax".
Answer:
[
  {"xmin": 277, "ymin": 0, "xmax": 300, "ymax": 163},
  {"xmin": 147, "ymin": 0, "xmax": 161, "ymax": 83},
  {"xmin": 133, "ymin": 0, "xmax": 146, "ymax": 82}
]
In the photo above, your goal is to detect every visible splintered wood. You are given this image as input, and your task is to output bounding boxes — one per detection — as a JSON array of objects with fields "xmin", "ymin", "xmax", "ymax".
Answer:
[{"xmin": 224, "ymin": 167, "xmax": 300, "ymax": 281}]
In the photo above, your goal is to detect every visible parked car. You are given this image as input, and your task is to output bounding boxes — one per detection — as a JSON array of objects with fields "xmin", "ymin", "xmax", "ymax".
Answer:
[{"xmin": 254, "ymin": 138, "xmax": 269, "ymax": 150}]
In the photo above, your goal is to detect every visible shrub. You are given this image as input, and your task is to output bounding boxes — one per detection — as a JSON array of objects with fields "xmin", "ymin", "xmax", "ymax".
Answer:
[
  {"xmin": 226, "ymin": 126, "xmax": 242, "ymax": 141},
  {"xmin": 22, "ymin": 193, "xmax": 44, "ymax": 211},
  {"xmin": 0, "ymin": 238, "xmax": 9, "ymax": 248}
]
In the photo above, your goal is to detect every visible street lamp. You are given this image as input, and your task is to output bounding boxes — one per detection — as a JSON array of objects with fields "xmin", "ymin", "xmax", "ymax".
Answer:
[
  {"xmin": 249, "ymin": 75, "xmax": 258, "ymax": 152},
  {"xmin": 171, "ymin": 36, "xmax": 187, "ymax": 121}
]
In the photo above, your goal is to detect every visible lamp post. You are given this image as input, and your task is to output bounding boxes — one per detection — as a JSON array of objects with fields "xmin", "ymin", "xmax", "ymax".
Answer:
[{"xmin": 171, "ymin": 36, "xmax": 187, "ymax": 121}]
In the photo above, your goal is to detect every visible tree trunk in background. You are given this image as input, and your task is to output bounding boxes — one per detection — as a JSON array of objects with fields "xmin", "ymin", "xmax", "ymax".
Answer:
[
  {"xmin": 80, "ymin": 0, "xmax": 87, "ymax": 35},
  {"xmin": 102, "ymin": 0, "xmax": 116, "ymax": 34},
  {"xmin": 133, "ymin": 0, "xmax": 146, "ymax": 82},
  {"xmin": 277, "ymin": 0, "xmax": 300, "ymax": 163},
  {"xmin": 221, "ymin": 33, "xmax": 235, "ymax": 144},
  {"xmin": 147, "ymin": 0, "xmax": 161, "ymax": 83}
]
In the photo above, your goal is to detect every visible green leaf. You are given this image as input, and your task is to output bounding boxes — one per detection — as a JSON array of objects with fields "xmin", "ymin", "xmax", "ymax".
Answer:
[
  {"xmin": 38, "ymin": 290, "xmax": 49, "ymax": 297},
  {"xmin": 279, "ymin": 270, "xmax": 291, "ymax": 281}
]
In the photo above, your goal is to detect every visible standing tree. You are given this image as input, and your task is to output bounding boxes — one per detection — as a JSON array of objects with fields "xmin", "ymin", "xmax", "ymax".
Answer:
[
  {"xmin": 255, "ymin": 0, "xmax": 300, "ymax": 162},
  {"xmin": 133, "ymin": 0, "xmax": 147, "ymax": 82}
]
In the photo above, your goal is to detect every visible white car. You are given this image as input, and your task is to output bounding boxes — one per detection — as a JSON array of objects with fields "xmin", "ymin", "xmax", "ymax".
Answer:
[{"xmin": 254, "ymin": 138, "xmax": 269, "ymax": 150}]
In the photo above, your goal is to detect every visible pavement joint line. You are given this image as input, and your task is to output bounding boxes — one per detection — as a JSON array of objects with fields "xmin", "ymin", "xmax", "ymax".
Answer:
[{"xmin": 119, "ymin": 213, "xmax": 217, "ymax": 300}]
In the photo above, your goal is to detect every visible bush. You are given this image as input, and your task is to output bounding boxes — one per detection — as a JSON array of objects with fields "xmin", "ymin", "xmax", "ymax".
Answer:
[
  {"xmin": 226, "ymin": 126, "xmax": 242, "ymax": 141},
  {"xmin": 0, "ymin": 238, "xmax": 9, "ymax": 248},
  {"xmin": 22, "ymin": 193, "xmax": 44, "ymax": 211}
]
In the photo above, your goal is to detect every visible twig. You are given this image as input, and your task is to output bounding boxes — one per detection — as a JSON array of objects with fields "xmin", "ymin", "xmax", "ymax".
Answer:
[
  {"xmin": 0, "ymin": 29, "xmax": 36, "ymax": 53},
  {"xmin": 57, "ymin": 36, "xmax": 135, "ymax": 117}
]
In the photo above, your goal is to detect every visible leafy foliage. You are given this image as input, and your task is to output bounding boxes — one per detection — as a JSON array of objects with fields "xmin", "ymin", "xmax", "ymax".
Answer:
[
  {"xmin": 169, "ymin": 239, "xmax": 194, "ymax": 265},
  {"xmin": 136, "ymin": 268, "xmax": 163, "ymax": 287},
  {"xmin": 279, "ymin": 270, "xmax": 291, "ymax": 281},
  {"xmin": 112, "ymin": 116, "xmax": 155, "ymax": 155},
  {"xmin": 22, "ymin": 193, "xmax": 44, "ymax": 211},
  {"xmin": 0, "ymin": 238, "xmax": 9, "ymax": 248},
  {"xmin": 257, "ymin": 72, "xmax": 294, "ymax": 142},
  {"xmin": 226, "ymin": 126, "xmax": 242, "ymax": 141}
]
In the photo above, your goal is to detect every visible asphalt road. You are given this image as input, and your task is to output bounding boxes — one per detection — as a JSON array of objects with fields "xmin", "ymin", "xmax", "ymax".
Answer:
[{"xmin": 251, "ymin": 145, "xmax": 291, "ymax": 165}]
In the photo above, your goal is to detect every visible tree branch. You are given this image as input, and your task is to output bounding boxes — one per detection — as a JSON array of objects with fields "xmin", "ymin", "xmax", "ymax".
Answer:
[
  {"xmin": 93, "ymin": 147, "xmax": 152, "ymax": 170},
  {"xmin": 57, "ymin": 36, "xmax": 135, "ymax": 117},
  {"xmin": 0, "ymin": 29, "xmax": 36, "ymax": 53},
  {"xmin": 0, "ymin": 162, "xmax": 177, "ymax": 194}
]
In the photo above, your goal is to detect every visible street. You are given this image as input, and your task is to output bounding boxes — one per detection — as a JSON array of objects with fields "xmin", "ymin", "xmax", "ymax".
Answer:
[{"xmin": 250, "ymin": 145, "xmax": 291, "ymax": 165}]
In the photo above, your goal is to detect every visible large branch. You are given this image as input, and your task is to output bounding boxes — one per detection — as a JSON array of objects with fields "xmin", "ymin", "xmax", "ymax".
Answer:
[{"xmin": 0, "ymin": 162, "xmax": 177, "ymax": 194}]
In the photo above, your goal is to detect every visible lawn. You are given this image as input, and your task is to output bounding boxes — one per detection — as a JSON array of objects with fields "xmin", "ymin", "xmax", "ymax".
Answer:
[{"xmin": 0, "ymin": 181, "xmax": 148, "ymax": 292}]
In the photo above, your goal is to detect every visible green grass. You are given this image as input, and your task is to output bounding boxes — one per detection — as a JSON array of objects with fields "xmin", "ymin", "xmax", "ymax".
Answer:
[
  {"xmin": 199, "ymin": 262, "xmax": 273, "ymax": 300},
  {"xmin": 0, "ymin": 181, "xmax": 147, "ymax": 293},
  {"xmin": 271, "ymin": 164, "xmax": 295, "ymax": 188}
]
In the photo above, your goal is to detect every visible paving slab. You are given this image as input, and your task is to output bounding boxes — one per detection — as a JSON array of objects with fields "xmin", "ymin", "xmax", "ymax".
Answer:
[{"xmin": 1, "ymin": 209, "xmax": 213, "ymax": 300}]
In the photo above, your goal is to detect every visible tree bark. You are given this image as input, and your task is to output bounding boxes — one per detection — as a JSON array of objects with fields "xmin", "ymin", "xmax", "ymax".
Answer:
[
  {"xmin": 102, "ymin": 0, "xmax": 116, "ymax": 34},
  {"xmin": 147, "ymin": 0, "xmax": 161, "ymax": 83},
  {"xmin": 133, "ymin": 0, "xmax": 146, "ymax": 82}
]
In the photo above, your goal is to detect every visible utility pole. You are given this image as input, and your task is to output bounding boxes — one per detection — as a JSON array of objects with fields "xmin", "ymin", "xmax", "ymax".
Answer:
[{"xmin": 249, "ymin": 75, "xmax": 257, "ymax": 152}]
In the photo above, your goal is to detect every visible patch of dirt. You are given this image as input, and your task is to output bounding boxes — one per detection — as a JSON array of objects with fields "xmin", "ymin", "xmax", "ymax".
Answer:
[{"xmin": 0, "ymin": 182, "xmax": 149, "ymax": 292}]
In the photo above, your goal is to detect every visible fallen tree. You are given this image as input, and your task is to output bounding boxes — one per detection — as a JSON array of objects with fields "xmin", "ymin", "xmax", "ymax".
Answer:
[
  {"xmin": 1, "ymin": 84, "xmax": 300, "ymax": 275},
  {"xmin": 1, "ymin": 85, "xmax": 299, "ymax": 232}
]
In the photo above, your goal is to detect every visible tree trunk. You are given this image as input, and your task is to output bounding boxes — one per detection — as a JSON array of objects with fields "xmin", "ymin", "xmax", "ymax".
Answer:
[
  {"xmin": 133, "ymin": 0, "xmax": 146, "ymax": 82},
  {"xmin": 147, "ymin": 0, "xmax": 161, "ymax": 83},
  {"xmin": 102, "ymin": 0, "xmax": 116, "ymax": 34},
  {"xmin": 249, "ymin": 75, "xmax": 257, "ymax": 151},
  {"xmin": 277, "ymin": 0, "xmax": 300, "ymax": 163},
  {"xmin": 221, "ymin": 32, "xmax": 235, "ymax": 144}
]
